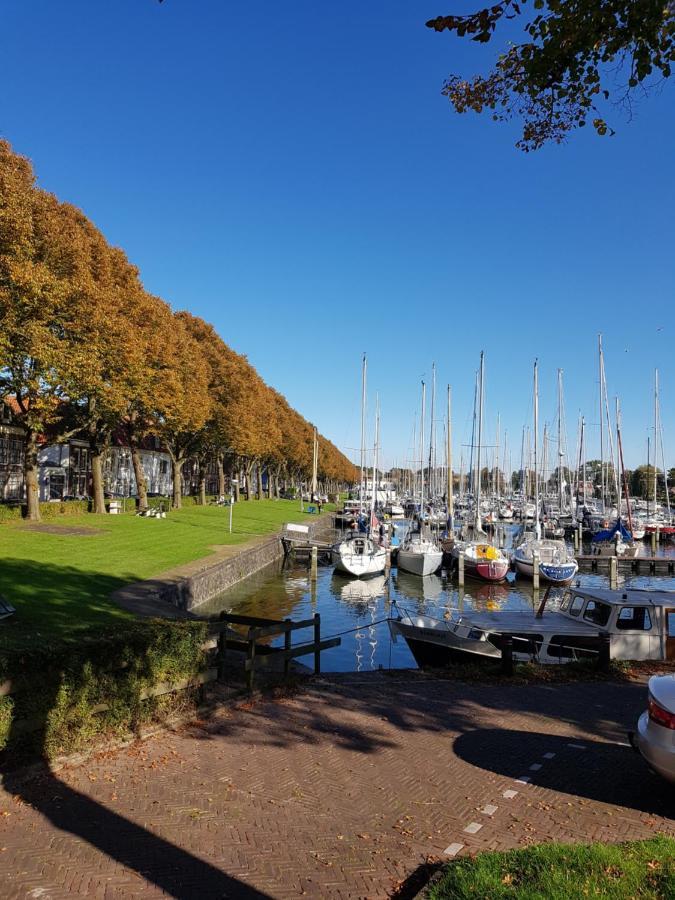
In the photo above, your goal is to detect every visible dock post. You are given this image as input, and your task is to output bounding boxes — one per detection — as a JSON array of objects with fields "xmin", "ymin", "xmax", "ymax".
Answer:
[
  {"xmin": 217, "ymin": 611, "xmax": 227, "ymax": 681},
  {"xmin": 310, "ymin": 545, "xmax": 318, "ymax": 580},
  {"xmin": 573, "ymin": 529, "xmax": 579, "ymax": 551},
  {"xmin": 597, "ymin": 631, "xmax": 611, "ymax": 672},
  {"xmin": 458, "ymin": 551, "xmax": 465, "ymax": 586},
  {"xmin": 314, "ymin": 613, "xmax": 321, "ymax": 674},
  {"xmin": 532, "ymin": 551, "xmax": 540, "ymax": 590},
  {"xmin": 283, "ymin": 618, "xmax": 292, "ymax": 678},
  {"xmin": 609, "ymin": 555, "xmax": 618, "ymax": 588},
  {"xmin": 651, "ymin": 529, "xmax": 657, "ymax": 554},
  {"xmin": 385, "ymin": 547, "xmax": 391, "ymax": 572},
  {"xmin": 501, "ymin": 634, "xmax": 513, "ymax": 676},
  {"xmin": 578, "ymin": 524, "xmax": 583, "ymax": 548}
]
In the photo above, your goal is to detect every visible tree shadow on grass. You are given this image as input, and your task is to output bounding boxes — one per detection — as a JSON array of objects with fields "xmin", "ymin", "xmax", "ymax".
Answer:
[{"xmin": 0, "ymin": 559, "xmax": 270, "ymax": 898}]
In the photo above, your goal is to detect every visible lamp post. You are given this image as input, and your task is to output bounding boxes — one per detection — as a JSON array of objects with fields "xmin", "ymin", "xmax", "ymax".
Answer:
[{"xmin": 230, "ymin": 479, "xmax": 237, "ymax": 533}]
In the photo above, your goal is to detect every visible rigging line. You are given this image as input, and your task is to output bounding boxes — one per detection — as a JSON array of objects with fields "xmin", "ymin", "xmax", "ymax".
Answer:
[{"xmin": 322, "ymin": 618, "xmax": 391, "ymax": 640}]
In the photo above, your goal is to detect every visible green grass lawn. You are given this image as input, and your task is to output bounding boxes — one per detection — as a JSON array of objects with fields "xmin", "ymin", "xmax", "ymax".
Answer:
[
  {"xmin": 0, "ymin": 500, "xmax": 327, "ymax": 648},
  {"xmin": 428, "ymin": 837, "xmax": 675, "ymax": 899}
]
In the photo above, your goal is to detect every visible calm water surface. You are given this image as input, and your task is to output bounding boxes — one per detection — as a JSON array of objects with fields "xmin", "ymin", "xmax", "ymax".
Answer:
[{"xmin": 199, "ymin": 524, "xmax": 675, "ymax": 673}]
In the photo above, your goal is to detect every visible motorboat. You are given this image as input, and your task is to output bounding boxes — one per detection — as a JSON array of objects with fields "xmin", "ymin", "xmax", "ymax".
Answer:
[{"xmin": 390, "ymin": 585, "xmax": 675, "ymax": 667}]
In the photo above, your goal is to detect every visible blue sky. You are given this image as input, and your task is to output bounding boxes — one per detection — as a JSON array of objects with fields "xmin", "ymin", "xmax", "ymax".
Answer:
[{"xmin": 3, "ymin": 1, "xmax": 673, "ymax": 472}]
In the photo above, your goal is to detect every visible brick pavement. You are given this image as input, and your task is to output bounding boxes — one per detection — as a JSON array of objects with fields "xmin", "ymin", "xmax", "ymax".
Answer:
[{"xmin": 0, "ymin": 674, "xmax": 673, "ymax": 899}]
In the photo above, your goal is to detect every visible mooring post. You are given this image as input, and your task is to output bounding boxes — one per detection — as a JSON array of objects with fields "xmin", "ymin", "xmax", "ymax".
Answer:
[
  {"xmin": 217, "ymin": 610, "xmax": 228, "ymax": 681},
  {"xmin": 283, "ymin": 618, "xmax": 292, "ymax": 678},
  {"xmin": 458, "ymin": 550, "xmax": 465, "ymax": 586},
  {"xmin": 310, "ymin": 545, "xmax": 318, "ymax": 580},
  {"xmin": 532, "ymin": 551, "xmax": 540, "ymax": 590},
  {"xmin": 246, "ymin": 627, "xmax": 257, "ymax": 692},
  {"xmin": 501, "ymin": 633, "xmax": 513, "ymax": 676},
  {"xmin": 597, "ymin": 631, "xmax": 611, "ymax": 672},
  {"xmin": 578, "ymin": 524, "xmax": 583, "ymax": 548},
  {"xmin": 609, "ymin": 554, "xmax": 618, "ymax": 588},
  {"xmin": 573, "ymin": 529, "xmax": 579, "ymax": 551},
  {"xmin": 314, "ymin": 613, "xmax": 321, "ymax": 674},
  {"xmin": 651, "ymin": 529, "xmax": 657, "ymax": 555}
]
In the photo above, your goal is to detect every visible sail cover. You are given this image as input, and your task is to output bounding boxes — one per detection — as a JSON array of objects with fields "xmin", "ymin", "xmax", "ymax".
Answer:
[{"xmin": 591, "ymin": 519, "xmax": 632, "ymax": 542}]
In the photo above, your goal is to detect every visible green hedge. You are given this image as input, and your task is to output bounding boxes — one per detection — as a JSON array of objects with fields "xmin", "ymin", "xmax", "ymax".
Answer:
[{"xmin": 0, "ymin": 618, "xmax": 208, "ymax": 760}]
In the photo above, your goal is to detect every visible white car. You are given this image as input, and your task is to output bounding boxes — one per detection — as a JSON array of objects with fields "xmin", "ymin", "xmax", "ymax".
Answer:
[{"xmin": 634, "ymin": 674, "xmax": 675, "ymax": 783}]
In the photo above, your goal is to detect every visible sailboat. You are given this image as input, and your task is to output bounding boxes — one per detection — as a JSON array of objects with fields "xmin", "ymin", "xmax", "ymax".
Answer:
[
  {"xmin": 513, "ymin": 361, "xmax": 578, "ymax": 584},
  {"xmin": 397, "ymin": 375, "xmax": 443, "ymax": 577},
  {"xmin": 450, "ymin": 352, "xmax": 510, "ymax": 583},
  {"xmin": 332, "ymin": 355, "xmax": 386, "ymax": 578}
]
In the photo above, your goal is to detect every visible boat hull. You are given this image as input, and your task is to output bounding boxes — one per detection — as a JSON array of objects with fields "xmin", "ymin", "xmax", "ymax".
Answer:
[
  {"xmin": 397, "ymin": 548, "xmax": 443, "ymax": 577},
  {"xmin": 514, "ymin": 557, "xmax": 579, "ymax": 584},
  {"xmin": 331, "ymin": 538, "xmax": 386, "ymax": 578}
]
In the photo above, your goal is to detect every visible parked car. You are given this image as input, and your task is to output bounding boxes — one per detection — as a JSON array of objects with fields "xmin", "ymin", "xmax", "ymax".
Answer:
[{"xmin": 633, "ymin": 674, "xmax": 675, "ymax": 783}]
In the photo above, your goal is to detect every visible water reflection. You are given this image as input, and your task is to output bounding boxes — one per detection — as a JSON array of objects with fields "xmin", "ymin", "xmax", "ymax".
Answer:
[{"xmin": 198, "ymin": 541, "xmax": 675, "ymax": 672}]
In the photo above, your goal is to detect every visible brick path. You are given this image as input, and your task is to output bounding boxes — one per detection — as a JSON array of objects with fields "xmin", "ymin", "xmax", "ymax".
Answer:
[{"xmin": 0, "ymin": 674, "xmax": 673, "ymax": 898}]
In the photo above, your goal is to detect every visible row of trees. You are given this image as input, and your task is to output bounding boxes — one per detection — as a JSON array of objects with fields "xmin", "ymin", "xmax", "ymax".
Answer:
[{"xmin": 0, "ymin": 140, "xmax": 357, "ymax": 521}]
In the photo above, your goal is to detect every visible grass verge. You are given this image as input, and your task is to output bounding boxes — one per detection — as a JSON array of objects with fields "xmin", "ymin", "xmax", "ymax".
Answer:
[{"xmin": 428, "ymin": 837, "xmax": 675, "ymax": 899}]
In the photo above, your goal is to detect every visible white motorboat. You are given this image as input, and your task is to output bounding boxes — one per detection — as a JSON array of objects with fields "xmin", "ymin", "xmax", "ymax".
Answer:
[{"xmin": 390, "ymin": 585, "xmax": 675, "ymax": 667}]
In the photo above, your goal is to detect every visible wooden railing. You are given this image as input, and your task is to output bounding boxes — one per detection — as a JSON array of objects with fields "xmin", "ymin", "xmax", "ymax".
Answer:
[{"xmin": 210, "ymin": 612, "xmax": 341, "ymax": 691}]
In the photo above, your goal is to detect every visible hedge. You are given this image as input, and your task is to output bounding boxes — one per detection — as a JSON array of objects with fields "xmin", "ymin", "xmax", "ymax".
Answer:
[{"xmin": 0, "ymin": 618, "xmax": 208, "ymax": 760}]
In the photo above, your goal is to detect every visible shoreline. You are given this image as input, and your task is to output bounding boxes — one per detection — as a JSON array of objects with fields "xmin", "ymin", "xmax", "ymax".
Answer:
[{"xmin": 110, "ymin": 512, "xmax": 337, "ymax": 619}]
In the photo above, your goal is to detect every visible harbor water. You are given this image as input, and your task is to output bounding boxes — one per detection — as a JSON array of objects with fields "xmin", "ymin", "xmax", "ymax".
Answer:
[{"xmin": 198, "ymin": 523, "xmax": 675, "ymax": 673}]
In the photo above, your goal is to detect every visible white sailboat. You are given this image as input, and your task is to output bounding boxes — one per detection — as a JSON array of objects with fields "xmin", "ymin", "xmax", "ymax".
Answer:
[
  {"xmin": 397, "ymin": 375, "xmax": 443, "ymax": 577},
  {"xmin": 451, "ymin": 352, "xmax": 510, "ymax": 582},
  {"xmin": 513, "ymin": 361, "xmax": 578, "ymax": 584},
  {"xmin": 332, "ymin": 355, "xmax": 386, "ymax": 578}
]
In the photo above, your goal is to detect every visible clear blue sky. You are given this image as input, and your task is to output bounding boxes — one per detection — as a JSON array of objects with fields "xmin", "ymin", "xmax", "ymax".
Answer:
[{"xmin": 3, "ymin": 1, "xmax": 673, "ymax": 473}]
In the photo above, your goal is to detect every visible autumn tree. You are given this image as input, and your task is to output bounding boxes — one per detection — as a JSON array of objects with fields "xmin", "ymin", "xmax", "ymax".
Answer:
[
  {"xmin": 149, "ymin": 310, "xmax": 211, "ymax": 509},
  {"xmin": 0, "ymin": 142, "xmax": 90, "ymax": 520},
  {"xmin": 427, "ymin": 0, "xmax": 675, "ymax": 149}
]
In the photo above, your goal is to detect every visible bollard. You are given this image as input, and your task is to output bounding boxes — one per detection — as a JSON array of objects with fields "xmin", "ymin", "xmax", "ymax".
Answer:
[
  {"xmin": 458, "ymin": 550, "xmax": 465, "ymax": 586},
  {"xmin": 314, "ymin": 613, "xmax": 321, "ymax": 674},
  {"xmin": 651, "ymin": 529, "xmax": 657, "ymax": 555},
  {"xmin": 573, "ymin": 529, "xmax": 579, "ymax": 551},
  {"xmin": 597, "ymin": 631, "xmax": 611, "ymax": 672},
  {"xmin": 578, "ymin": 525, "xmax": 583, "ymax": 548},
  {"xmin": 501, "ymin": 633, "xmax": 513, "ymax": 676},
  {"xmin": 609, "ymin": 555, "xmax": 618, "ymax": 588},
  {"xmin": 532, "ymin": 551, "xmax": 540, "ymax": 590},
  {"xmin": 217, "ymin": 610, "xmax": 228, "ymax": 681},
  {"xmin": 310, "ymin": 545, "xmax": 318, "ymax": 580}
]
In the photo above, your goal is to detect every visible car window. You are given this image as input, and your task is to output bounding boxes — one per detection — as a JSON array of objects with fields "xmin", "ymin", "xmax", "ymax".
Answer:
[
  {"xmin": 616, "ymin": 607, "xmax": 652, "ymax": 631},
  {"xmin": 569, "ymin": 595, "xmax": 585, "ymax": 617},
  {"xmin": 582, "ymin": 600, "xmax": 611, "ymax": 627}
]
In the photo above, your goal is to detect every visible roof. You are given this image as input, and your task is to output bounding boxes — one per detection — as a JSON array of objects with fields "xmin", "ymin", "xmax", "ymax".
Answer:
[{"xmin": 571, "ymin": 586, "xmax": 675, "ymax": 607}]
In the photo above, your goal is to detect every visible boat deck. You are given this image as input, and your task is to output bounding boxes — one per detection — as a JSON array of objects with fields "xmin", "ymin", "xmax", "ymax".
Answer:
[{"xmin": 466, "ymin": 609, "xmax": 597, "ymax": 635}]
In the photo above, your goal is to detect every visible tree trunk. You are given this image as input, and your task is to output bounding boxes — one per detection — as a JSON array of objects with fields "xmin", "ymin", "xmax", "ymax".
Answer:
[
  {"xmin": 90, "ymin": 448, "xmax": 107, "ymax": 514},
  {"xmin": 244, "ymin": 462, "xmax": 254, "ymax": 500},
  {"xmin": 172, "ymin": 458, "xmax": 184, "ymax": 509},
  {"xmin": 198, "ymin": 457, "xmax": 207, "ymax": 506},
  {"xmin": 217, "ymin": 452, "xmax": 226, "ymax": 498},
  {"xmin": 24, "ymin": 431, "xmax": 40, "ymax": 522},
  {"xmin": 130, "ymin": 442, "xmax": 148, "ymax": 511},
  {"xmin": 257, "ymin": 462, "xmax": 264, "ymax": 500}
]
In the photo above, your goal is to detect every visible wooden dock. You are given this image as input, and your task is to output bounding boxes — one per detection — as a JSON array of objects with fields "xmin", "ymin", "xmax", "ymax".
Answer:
[{"xmin": 576, "ymin": 555, "xmax": 675, "ymax": 575}]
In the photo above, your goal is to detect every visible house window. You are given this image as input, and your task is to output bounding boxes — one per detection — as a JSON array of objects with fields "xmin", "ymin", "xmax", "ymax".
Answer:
[
  {"xmin": 160, "ymin": 460, "xmax": 168, "ymax": 475},
  {"xmin": 8, "ymin": 436, "xmax": 22, "ymax": 465},
  {"xmin": 0, "ymin": 435, "xmax": 7, "ymax": 466},
  {"xmin": 616, "ymin": 607, "xmax": 652, "ymax": 631}
]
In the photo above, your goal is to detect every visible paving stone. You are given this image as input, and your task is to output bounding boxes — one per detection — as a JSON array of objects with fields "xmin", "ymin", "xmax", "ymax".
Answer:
[{"xmin": 0, "ymin": 676, "xmax": 671, "ymax": 898}]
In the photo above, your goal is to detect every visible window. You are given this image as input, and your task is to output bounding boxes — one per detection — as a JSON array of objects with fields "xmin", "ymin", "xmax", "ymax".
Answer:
[
  {"xmin": 0, "ymin": 435, "xmax": 7, "ymax": 466},
  {"xmin": 560, "ymin": 594, "xmax": 571, "ymax": 612},
  {"xmin": 616, "ymin": 607, "xmax": 652, "ymax": 631},
  {"xmin": 8, "ymin": 436, "xmax": 22, "ymax": 465},
  {"xmin": 569, "ymin": 595, "xmax": 585, "ymax": 617},
  {"xmin": 583, "ymin": 600, "xmax": 611, "ymax": 627}
]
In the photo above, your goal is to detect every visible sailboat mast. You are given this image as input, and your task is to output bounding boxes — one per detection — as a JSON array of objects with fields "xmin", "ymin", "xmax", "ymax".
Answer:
[
  {"xmin": 599, "ymin": 334, "xmax": 605, "ymax": 513},
  {"xmin": 495, "ymin": 413, "xmax": 501, "ymax": 502},
  {"xmin": 616, "ymin": 397, "xmax": 634, "ymax": 536},
  {"xmin": 359, "ymin": 353, "xmax": 367, "ymax": 514},
  {"xmin": 557, "ymin": 369, "xmax": 564, "ymax": 515},
  {"xmin": 447, "ymin": 385, "xmax": 454, "ymax": 528},
  {"xmin": 429, "ymin": 363, "xmax": 436, "ymax": 502},
  {"xmin": 371, "ymin": 394, "xmax": 379, "ymax": 518},
  {"xmin": 654, "ymin": 368, "xmax": 659, "ymax": 514},
  {"xmin": 475, "ymin": 351, "xmax": 484, "ymax": 528},
  {"xmin": 533, "ymin": 360, "xmax": 540, "ymax": 538},
  {"xmin": 420, "ymin": 381, "xmax": 426, "ymax": 512}
]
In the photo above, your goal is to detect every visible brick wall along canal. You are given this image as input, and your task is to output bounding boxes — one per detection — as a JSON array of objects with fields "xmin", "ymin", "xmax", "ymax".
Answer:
[{"xmin": 196, "ymin": 530, "xmax": 675, "ymax": 673}]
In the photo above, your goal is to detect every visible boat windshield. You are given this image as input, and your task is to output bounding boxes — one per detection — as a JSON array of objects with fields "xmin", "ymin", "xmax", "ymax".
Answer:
[{"xmin": 582, "ymin": 599, "xmax": 611, "ymax": 627}]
